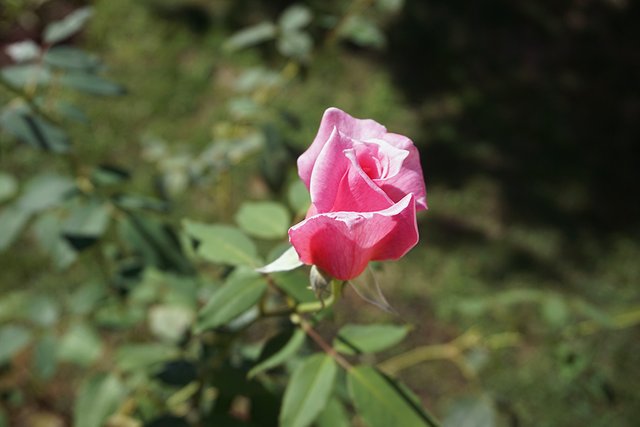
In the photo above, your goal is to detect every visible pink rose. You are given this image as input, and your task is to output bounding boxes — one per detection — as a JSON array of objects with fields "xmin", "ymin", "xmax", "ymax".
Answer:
[{"xmin": 288, "ymin": 108, "xmax": 427, "ymax": 280}]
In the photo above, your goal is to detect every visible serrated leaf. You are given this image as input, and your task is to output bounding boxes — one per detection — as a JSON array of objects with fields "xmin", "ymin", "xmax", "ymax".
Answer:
[
  {"xmin": 248, "ymin": 328, "xmax": 306, "ymax": 378},
  {"xmin": 59, "ymin": 72, "xmax": 125, "ymax": 96},
  {"xmin": 279, "ymin": 5, "xmax": 313, "ymax": 31},
  {"xmin": 73, "ymin": 373, "xmax": 125, "ymax": 427},
  {"xmin": 442, "ymin": 395, "xmax": 496, "ymax": 427},
  {"xmin": 224, "ymin": 22, "xmax": 277, "ymax": 51},
  {"xmin": 235, "ymin": 201, "xmax": 291, "ymax": 239},
  {"xmin": 348, "ymin": 366, "xmax": 439, "ymax": 427},
  {"xmin": 44, "ymin": 7, "xmax": 93, "ymax": 45},
  {"xmin": 334, "ymin": 323, "xmax": 410, "ymax": 355},
  {"xmin": 257, "ymin": 246, "xmax": 302, "ymax": 273},
  {"xmin": 43, "ymin": 46, "xmax": 100, "ymax": 70},
  {"xmin": 197, "ymin": 269, "xmax": 267, "ymax": 331},
  {"xmin": 280, "ymin": 354, "xmax": 337, "ymax": 427},
  {"xmin": 183, "ymin": 220, "xmax": 261, "ymax": 267},
  {"xmin": 0, "ymin": 325, "xmax": 32, "ymax": 364}
]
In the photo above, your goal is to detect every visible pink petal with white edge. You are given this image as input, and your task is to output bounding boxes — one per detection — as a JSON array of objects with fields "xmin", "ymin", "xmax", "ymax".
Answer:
[
  {"xmin": 288, "ymin": 194, "xmax": 418, "ymax": 280},
  {"xmin": 298, "ymin": 108, "xmax": 387, "ymax": 188}
]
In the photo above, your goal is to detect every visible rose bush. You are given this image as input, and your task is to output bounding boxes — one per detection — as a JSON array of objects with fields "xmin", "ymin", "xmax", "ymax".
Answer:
[{"xmin": 289, "ymin": 107, "xmax": 427, "ymax": 280}]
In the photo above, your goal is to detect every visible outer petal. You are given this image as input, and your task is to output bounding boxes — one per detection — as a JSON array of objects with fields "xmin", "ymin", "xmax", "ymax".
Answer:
[
  {"xmin": 375, "ymin": 133, "xmax": 428, "ymax": 211},
  {"xmin": 298, "ymin": 108, "xmax": 387, "ymax": 188},
  {"xmin": 288, "ymin": 194, "xmax": 418, "ymax": 280}
]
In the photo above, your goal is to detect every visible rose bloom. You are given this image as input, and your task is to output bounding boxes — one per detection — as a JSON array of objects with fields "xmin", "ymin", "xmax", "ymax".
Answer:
[{"xmin": 288, "ymin": 108, "xmax": 427, "ymax": 280}]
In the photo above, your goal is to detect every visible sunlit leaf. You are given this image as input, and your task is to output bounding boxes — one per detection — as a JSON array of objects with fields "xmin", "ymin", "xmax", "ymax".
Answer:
[
  {"xmin": 62, "ymin": 198, "xmax": 111, "ymax": 251},
  {"xmin": 248, "ymin": 328, "xmax": 306, "ymax": 378},
  {"xmin": 338, "ymin": 16, "xmax": 386, "ymax": 49},
  {"xmin": 197, "ymin": 269, "xmax": 267, "ymax": 331},
  {"xmin": 257, "ymin": 246, "xmax": 303, "ymax": 273},
  {"xmin": 279, "ymin": 5, "xmax": 313, "ymax": 31},
  {"xmin": 183, "ymin": 220, "xmax": 261, "ymax": 267},
  {"xmin": 0, "ymin": 325, "xmax": 32, "ymax": 364},
  {"xmin": 33, "ymin": 213, "xmax": 78, "ymax": 270},
  {"xmin": 280, "ymin": 354, "xmax": 337, "ymax": 427},
  {"xmin": 4, "ymin": 40, "xmax": 41, "ymax": 62},
  {"xmin": 17, "ymin": 173, "xmax": 75, "ymax": 213},
  {"xmin": 277, "ymin": 31, "xmax": 313, "ymax": 60},
  {"xmin": 57, "ymin": 323, "xmax": 102, "ymax": 366},
  {"xmin": 224, "ymin": 22, "xmax": 277, "ymax": 51},
  {"xmin": 116, "ymin": 343, "xmax": 178, "ymax": 372},
  {"xmin": 44, "ymin": 7, "xmax": 93, "ymax": 45},
  {"xmin": 442, "ymin": 395, "xmax": 496, "ymax": 427},
  {"xmin": 73, "ymin": 372, "xmax": 125, "ymax": 427},
  {"xmin": 0, "ymin": 64, "xmax": 51, "ymax": 87},
  {"xmin": 348, "ymin": 366, "xmax": 439, "ymax": 427},
  {"xmin": 235, "ymin": 201, "xmax": 291, "ymax": 239},
  {"xmin": 149, "ymin": 304, "xmax": 194, "ymax": 343},
  {"xmin": 334, "ymin": 323, "xmax": 410, "ymax": 355}
]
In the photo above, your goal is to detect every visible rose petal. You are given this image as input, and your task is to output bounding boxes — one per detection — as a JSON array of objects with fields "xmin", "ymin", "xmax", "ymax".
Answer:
[
  {"xmin": 376, "ymin": 133, "xmax": 428, "ymax": 211},
  {"xmin": 288, "ymin": 194, "xmax": 418, "ymax": 280},
  {"xmin": 298, "ymin": 108, "xmax": 387, "ymax": 187}
]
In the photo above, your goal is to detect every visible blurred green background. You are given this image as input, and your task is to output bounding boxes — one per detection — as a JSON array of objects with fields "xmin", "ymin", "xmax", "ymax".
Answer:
[{"xmin": 1, "ymin": 0, "xmax": 639, "ymax": 426}]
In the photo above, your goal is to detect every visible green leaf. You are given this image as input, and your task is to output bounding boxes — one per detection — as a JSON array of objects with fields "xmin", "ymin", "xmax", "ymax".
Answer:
[
  {"xmin": 224, "ymin": 22, "xmax": 277, "ymax": 51},
  {"xmin": 115, "ymin": 343, "xmax": 178, "ymax": 372},
  {"xmin": 280, "ymin": 354, "xmax": 337, "ymax": 427},
  {"xmin": 34, "ymin": 213, "xmax": 78, "ymax": 270},
  {"xmin": 148, "ymin": 305, "xmax": 194, "ymax": 343},
  {"xmin": 62, "ymin": 198, "xmax": 111, "ymax": 250},
  {"xmin": 0, "ymin": 64, "xmax": 51, "ymax": 87},
  {"xmin": 316, "ymin": 397, "xmax": 350, "ymax": 427},
  {"xmin": 287, "ymin": 179, "xmax": 310, "ymax": 216},
  {"xmin": 334, "ymin": 324, "xmax": 410, "ymax": 355},
  {"xmin": 197, "ymin": 269, "xmax": 267, "ymax": 331},
  {"xmin": 235, "ymin": 201, "xmax": 291, "ymax": 240},
  {"xmin": 277, "ymin": 31, "xmax": 313, "ymax": 60},
  {"xmin": 0, "ymin": 325, "xmax": 32, "ymax": 364},
  {"xmin": 272, "ymin": 269, "xmax": 317, "ymax": 303},
  {"xmin": 33, "ymin": 333, "xmax": 58, "ymax": 380},
  {"xmin": 376, "ymin": 0, "xmax": 405, "ymax": 13},
  {"xmin": 0, "ymin": 172, "xmax": 18, "ymax": 203},
  {"xmin": 73, "ymin": 373, "xmax": 125, "ymax": 427},
  {"xmin": 279, "ymin": 5, "xmax": 313, "ymax": 31},
  {"xmin": 43, "ymin": 46, "xmax": 101, "ymax": 70},
  {"xmin": 183, "ymin": 220, "xmax": 261, "ymax": 267},
  {"xmin": 339, "ymin": 16, "xmax": 386, "ymax": 49},
  {"xmin": 59, "ymin": 72, "xmax": 125, "ymax": 96},
  {"xmin": 26, "ymin": 295, "xmax": 59, "ymax": 326},
  {"xmin": 44, "ymin": 7, "xmax": 93, "ymax": 45},
  {"xmin": 248, "ymin": 328, "xmax": 306, "ymax": 378},
  {"xmin": 57, "ymin": 323, "xmax": 102, "ymax": 366},
  {"xmin": 0, "ymin": 107, "xmax": 70, "ymax": 152},
  {"xmin": 0, "ymin": 206, "xmax": 30, "ymax": 251},
  {"xmin": 442, "ymin": 395, "xmax": 496, "ymax": 427},
  {"xmin": 256, "ymin": 246, "xmax": 303, "ymax": 273},
  {"xmin": 18, "ymin": 173, "xmax": 75, "ymax": 213},
  {"xmin": 348, "ymin": 366, "xmax": 439, "ymax": 427}
]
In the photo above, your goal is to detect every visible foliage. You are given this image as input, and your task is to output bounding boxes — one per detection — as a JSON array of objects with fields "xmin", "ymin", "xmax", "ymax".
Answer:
[{"xmin": 0, "ymin": 1, "xmax": 638, "ymax": 427}]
